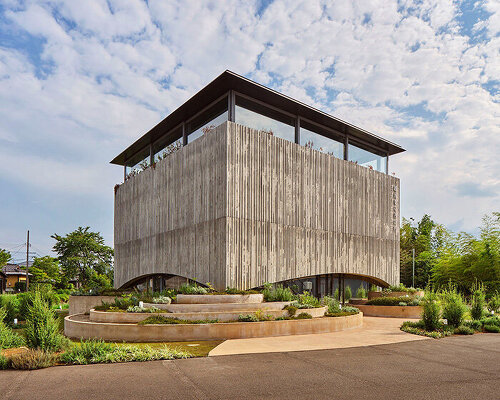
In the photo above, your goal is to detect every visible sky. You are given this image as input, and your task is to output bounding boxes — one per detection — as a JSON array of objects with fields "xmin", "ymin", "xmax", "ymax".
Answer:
[{"xmin": 0, "ymin": 0, "xmax": 499, "ymax": 261}]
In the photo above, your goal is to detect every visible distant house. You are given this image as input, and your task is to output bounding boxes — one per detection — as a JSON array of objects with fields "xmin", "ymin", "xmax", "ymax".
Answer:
[
  {"xmin": 0, "ymin": 270, "xmax": 6, "ymax": 294},
  {"xmin": 1, "ymin": 263, "xmax": 32, "ymax": 292}
]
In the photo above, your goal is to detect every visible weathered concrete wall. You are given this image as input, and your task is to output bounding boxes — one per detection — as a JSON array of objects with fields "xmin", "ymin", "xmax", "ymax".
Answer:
[
  {"xmin": 114, "ymin": 121, "xmax": 400, "ymax": 290},
  {"xmin": 225, "ymin": 123, "xmax": 400, "ymax": 288},
  {"xmin": 68, "ymin": 296, "xmax": 116, "ymax": 315},
  {"xmin": 114, "ymin": 123, "xmax": 228, "ymax": 288}
]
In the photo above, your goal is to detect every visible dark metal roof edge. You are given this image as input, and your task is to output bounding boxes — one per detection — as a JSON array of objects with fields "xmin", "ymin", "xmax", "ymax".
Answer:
[{"xmin": 111, "ymin": 70, "xmax": 405, "ymax": 165}]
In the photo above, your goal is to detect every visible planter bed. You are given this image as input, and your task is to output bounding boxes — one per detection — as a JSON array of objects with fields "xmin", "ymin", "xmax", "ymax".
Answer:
[
  {"xmin": 144, "ymin": 301, "xmax": 291, "ymax": 312},
  {"xmin": 90, "ymin": 306, "xmax": 327, "ymax": 323},
  {"xmin": 355, "ymin": 304, "xmax": 422, "ymax": 318},
  {"xmin": 175, "ymin": 294, "xmax": 264, "ymax": 304},
  {"xmin": 65, "ymin": 312, "xmax": 362, "ymax": 342}
]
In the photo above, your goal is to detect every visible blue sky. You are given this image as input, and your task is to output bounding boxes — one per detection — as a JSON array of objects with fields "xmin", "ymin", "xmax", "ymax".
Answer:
[{"xmin": 0, "ymin": 0, "xmax": 498, "ymax": 260}]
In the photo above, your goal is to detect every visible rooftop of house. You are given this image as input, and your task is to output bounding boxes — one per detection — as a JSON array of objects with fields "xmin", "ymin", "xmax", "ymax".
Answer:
[
  {"xmin": 2, "ymin": 263, "xmax": 32, "ymax": 276},
  {"xmin": 111, "ymin": 70, "xmax": 405, "ymax": 167}
]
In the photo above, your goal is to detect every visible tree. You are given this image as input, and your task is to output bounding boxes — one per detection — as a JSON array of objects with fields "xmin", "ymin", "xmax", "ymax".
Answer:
[
  {"xmin": 400, "ymin": 215, "xmax": 446, "ymax": 288},
  {"xmin": 0, "ymin": 249, "xmax": 11, "ymax": 267},
  {"xmin": 51, "ymin": 227, "xmax": 114, "ymax": 289},
  {"xmin": 29, "ymin": 256, "xmax": 62, "ymax": 285}
]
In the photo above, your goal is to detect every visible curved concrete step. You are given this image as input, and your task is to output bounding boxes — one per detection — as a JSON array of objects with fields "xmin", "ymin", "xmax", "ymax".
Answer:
[
  {"xmin": 175, "ymin": 294, "xmax": 264, "ymax": 304},
  {"xmin": 143, "ymin": 302, "xmax": 291, "ymax": 313}
]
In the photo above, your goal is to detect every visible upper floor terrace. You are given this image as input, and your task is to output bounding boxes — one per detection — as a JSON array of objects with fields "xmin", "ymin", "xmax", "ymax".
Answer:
[{"xmin": 111, "ymin": 71, "xmax": 404, "ymax": 179}]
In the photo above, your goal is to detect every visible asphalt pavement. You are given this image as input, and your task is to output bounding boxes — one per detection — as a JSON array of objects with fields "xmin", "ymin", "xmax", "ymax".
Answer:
[{"xmin": 1, "ymin": 333, "xmax": 499, "ymax": 400}]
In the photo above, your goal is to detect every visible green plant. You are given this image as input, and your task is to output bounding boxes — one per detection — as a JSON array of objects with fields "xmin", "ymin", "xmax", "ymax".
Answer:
[
  {"xmin": 356, "ymin": 287, "xmax": 367, "ymax": 298},
  {"xmin": 441, "ymin": 287, "xmax": 468, "ymax": 327},
  {"xmin": 334, "ymin": 288, "xmax": 339, "ymax": 300},
  {"xmin": 487, "ymin": 292, "xmax": 500, "ymax": 313},
  {"xmin": 400, "ymin": 320, "xmax": 452, "ymax": 339},
  {"xmin": 0, "ymin": 307, "xmax": 25, "ymax": 349},
  {"xmin": 341, "ymin": 306, "xmax": 360, "ymax": 313},
  {"xmin": 344, "ymin": 286, "xmax": 352, "ymax": 301},
  {"xmin": 421, "ymin": 291, "xmax": 441, "ymax": 331},
  {"xmin": 471, "ymin": 287, "xmax": 486, "ymax": 320},
  {"xmin": 483, "ymin": 324, "xmax": 500, "ymax": 333},
  {"xmin": 61, "ymin": 340, "xmax": 190, "ymax": 365},
  {"xmin": 0, "ymin": 354, "xmax": 8, "ymax": 370},
  {"xmin": 480, "ymin": 316, "xmax": 500, "ymax": 327},
  {"xmin": 151, "ymin": 296, "xmax": 171, "ymax": 304},
  {"xmin": 322, "ymin": 295, "xmax": 341, "ymax": 314},
  {"xmin": 178, "ymin": 283, "xmax": 208, "ymax": 295},
  {"xmin": 454, "ymin": 325, "xmax": 474, "ymax": 335},
  {"xmin": 0, "ymin": 295, "xmax": 20, "ymax": 323},
  {"xmin": 366, "ymin": 296, "xmax": 413, "ymax": 306},
  {"xmin": 370, "ymin": 284, "xmax": 378, "ymax": 292},
  {"xmin": 238, "ymin": 314, "xmax": 259, "ymax": 322},
  {"xmin": 463, "ymin": 320, "xmax": 482, "ymax": 331},
  {"xmin": 24, "ymin": 292, "xmax": 69, "ymax": 351},
  {"xmin": 283, "ymin": 305, "xmax": 297, "ymax": 317},
  {"xmin": 254, "ymin": 310, "xmax": 273, "ymax": 321},
  {"xmin": 138, "ymin": 316, "xmax": 218, "ymax": 325},
  {"xmin": 297, "ymin": 291, "xmax": 320, "ymax": 308},
  {"xmin": 295, "ymin": 312, "xmax": 312, "ymax": 319},
  {"xmin": 262, "ymin": 283, "xmax": 294, "ymax": 302},
  {"xmin": 8, "ymin": 349, "xmax": 59, "ymax": 370},
  {"xmin": 126, "ymin": 305, "xmax": 160, "ymax": 313}
]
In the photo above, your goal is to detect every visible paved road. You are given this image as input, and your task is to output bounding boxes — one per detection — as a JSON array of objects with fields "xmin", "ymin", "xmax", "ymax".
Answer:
[{"xmin": 1, "ymin": 334, "xmax": 499, "ymax": 400}]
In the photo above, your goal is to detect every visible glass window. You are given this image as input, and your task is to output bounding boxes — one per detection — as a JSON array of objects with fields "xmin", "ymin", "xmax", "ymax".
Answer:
[
  {"xmin": 348, "ymin": 143, "xmax": 387, "ymax": 172},
  {"xmin": 235, "ymin": 96, "xmax": 295, "ymax": 143},
  {"xmin": 125, "ymin": 146, "xmax": 150, "ymax": 179},
  {"xmin": 187, "ymin": 97, "xmax": 228, "ymax": 144},
  {"xmin": 300, "ymin": 124, "xmax": 343, "ymax": 158},
  {"xmin": 153, "ymin": 126, "xmax": 183, "ymax": 162}
]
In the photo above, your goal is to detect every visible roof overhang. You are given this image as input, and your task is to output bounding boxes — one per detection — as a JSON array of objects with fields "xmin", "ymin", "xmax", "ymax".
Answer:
[{"xmin": 111, "ymin": 70, "xmax": 405, "ymax": 166}]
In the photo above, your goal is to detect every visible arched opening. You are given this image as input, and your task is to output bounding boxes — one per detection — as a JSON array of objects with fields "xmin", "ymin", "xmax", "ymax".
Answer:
[
  {"xmin": 118, "ymin": 273, "xmax": 208, "ymax": 292},
  {"xmin": 256, "ymin": 273, "xmax": 390, "ymax": 301}
]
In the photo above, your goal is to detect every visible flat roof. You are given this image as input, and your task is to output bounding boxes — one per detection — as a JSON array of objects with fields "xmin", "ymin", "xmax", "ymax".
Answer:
[{"xmin": 111, "ymin": 70, "xmax": 405, "ymax": 165}]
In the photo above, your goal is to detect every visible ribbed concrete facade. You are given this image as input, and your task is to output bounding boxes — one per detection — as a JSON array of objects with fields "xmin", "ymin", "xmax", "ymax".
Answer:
[{"xmin": 114, "ymin": 122, "xmax": 400, "ymax": 290}]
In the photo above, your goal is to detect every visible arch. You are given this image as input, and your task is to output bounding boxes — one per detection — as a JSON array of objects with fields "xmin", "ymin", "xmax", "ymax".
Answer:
[{"xmin": 118, "ymin": 273, "xmax": 208, "ymax": 291}]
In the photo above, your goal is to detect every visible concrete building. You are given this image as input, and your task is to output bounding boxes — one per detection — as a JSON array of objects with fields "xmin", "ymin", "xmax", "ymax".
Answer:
[{"xmin": 111, "ymin": 71, "xmax": 404, "ymax": 296}]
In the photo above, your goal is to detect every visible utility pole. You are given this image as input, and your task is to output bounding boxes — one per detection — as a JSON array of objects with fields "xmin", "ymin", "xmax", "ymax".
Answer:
[
  {"xmin": 25, "ymin": 230, "xmax": 29, "ymax": 292},
  {"xmin": 412, "ymin": 248, "xmax": 415, "ymax": 288}
]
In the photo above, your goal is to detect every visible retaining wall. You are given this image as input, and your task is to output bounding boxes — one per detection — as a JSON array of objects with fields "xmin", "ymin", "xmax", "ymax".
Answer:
[{"xmin": 355, "ymin": 305, "xmax": 422, "ymax": 318}]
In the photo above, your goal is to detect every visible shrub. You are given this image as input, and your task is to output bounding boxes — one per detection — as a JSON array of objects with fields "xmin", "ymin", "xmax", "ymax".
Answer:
[
  {"xmin": 333, "ymin": 288, "xmax": 339, "ymax": 300},
  {"xmin": 297, "ymin": 291, "xmax": 320, "ymax": 308},
  {"xmin": 151, "ymin": 296, "xmax": 171, "ymax": 304},
  {"xmin": 484, "ymin": 324, "xmax": 500, "ymax": 333},
  {"xmin": 24, "ymin": 292, "xmax": 69, "ymax": 351},
  {"xmin": 480, "ymin": 316, "xmax": 500, "ymax": 327},
  {"xmin": 0, "ymin": 295, "xmax": 20, "ymax": 323},
  {"xmin": 61, "ymin": 340, "xmax": 190, "ymax": 365},
  {"xmin": 178, "ymin": 283, "xmax": 208, "ymax": 295},
  {"xmin": 400, "ymin": 320, "xmax": 451, "ymax": 339},
  {"xmin": 322, "ymin": 295, "xmax": 341, "ymax": 314},
  {"xmin": 366, "ymin": 296, "xmax": 412, "ymax": 306},
  {"xmin": 454, "ymin": 325, "xmax": 474, "ymax": 335},
  {"xmin": 296, "ymin": 312, "xmax": 312, "ymax": 319},
  {"xmin": 471, "ymin": 288, "xmax": 486, "ymax": 320},
  {"xmin": 238, "ymin": 314, "xmax": 259, "ymax": 322},
  {"xmin": 421, "ymin": 292, "xmax": 441, "ymax": 331},
  {"xmin": 262, "ymin": 284, "xmax": 294, "ymax": 302},
  {"xmin": 254, "ymin": 310, "xmax": 273, "ymax": 321},
  {"xmin": 398, "ymin": 302, "xmax": 407, "ymax": 306},
  {"xmin": 463, "ymin": 320, "xmax": 482, "ymax": 331},
  {"xmin": 344, "ymin": 286, "xmax": 352, "ymax": 301},
  {"xmin": 341, "ymin": 306, "xmax": 360, "ymax": 314},
  {"xmin": 0, "ymin": 354, "xmax": 8, "ymax": 369},
  {"xmin": 441, "ymin": 288, "xmax": 467, "ymax": 327},
  {"xmin": 0, "ymin": 307, "xmax": 25, "ymax": 349},
  {"xmin": 356, "ymin": 287, "xmax": 367, "ymax": 298},
  {"xmin": 283, "ymin": 305, "xmax": 297, "ymax": 317},
  {"xmin": 487, "ymin": 292, "xmax": 500, "ymax": 313},
  {"xmin": 8, "ymin": 349, "xmax": 59, "ymax": 370}
]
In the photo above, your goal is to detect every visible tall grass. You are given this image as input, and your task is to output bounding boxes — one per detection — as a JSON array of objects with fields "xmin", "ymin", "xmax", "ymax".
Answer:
[
  {"xmin": 421, "ymin": 291, "xmax": 441, "ymax": 331},
  {"xmin": 262, "ymin": 284, "xmax": 294, "ymax": 302},
  {"xmin": 441, "ymin": 287, "xmax": 467, "ymax": 327}
]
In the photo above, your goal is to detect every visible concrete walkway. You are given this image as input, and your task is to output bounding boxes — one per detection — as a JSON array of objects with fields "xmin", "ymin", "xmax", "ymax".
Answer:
[{"xmin": 209, "ymin": 316, "xmax": 428, "ymax": 356}]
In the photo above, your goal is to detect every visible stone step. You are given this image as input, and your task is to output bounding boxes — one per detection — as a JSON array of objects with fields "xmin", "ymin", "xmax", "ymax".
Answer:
[
  {"xmin": 175, "ymin": 294, "xmax": 264, "ymax": 304},
  {"xmin": 143, "ymin": 301, "xmax": 291, "ymax": 313}
]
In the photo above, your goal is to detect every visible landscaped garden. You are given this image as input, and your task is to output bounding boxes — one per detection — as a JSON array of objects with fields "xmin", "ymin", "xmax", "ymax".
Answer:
[{"xmin": 400, "ymin": 284, "xmax": 500, "ymax": 338}]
